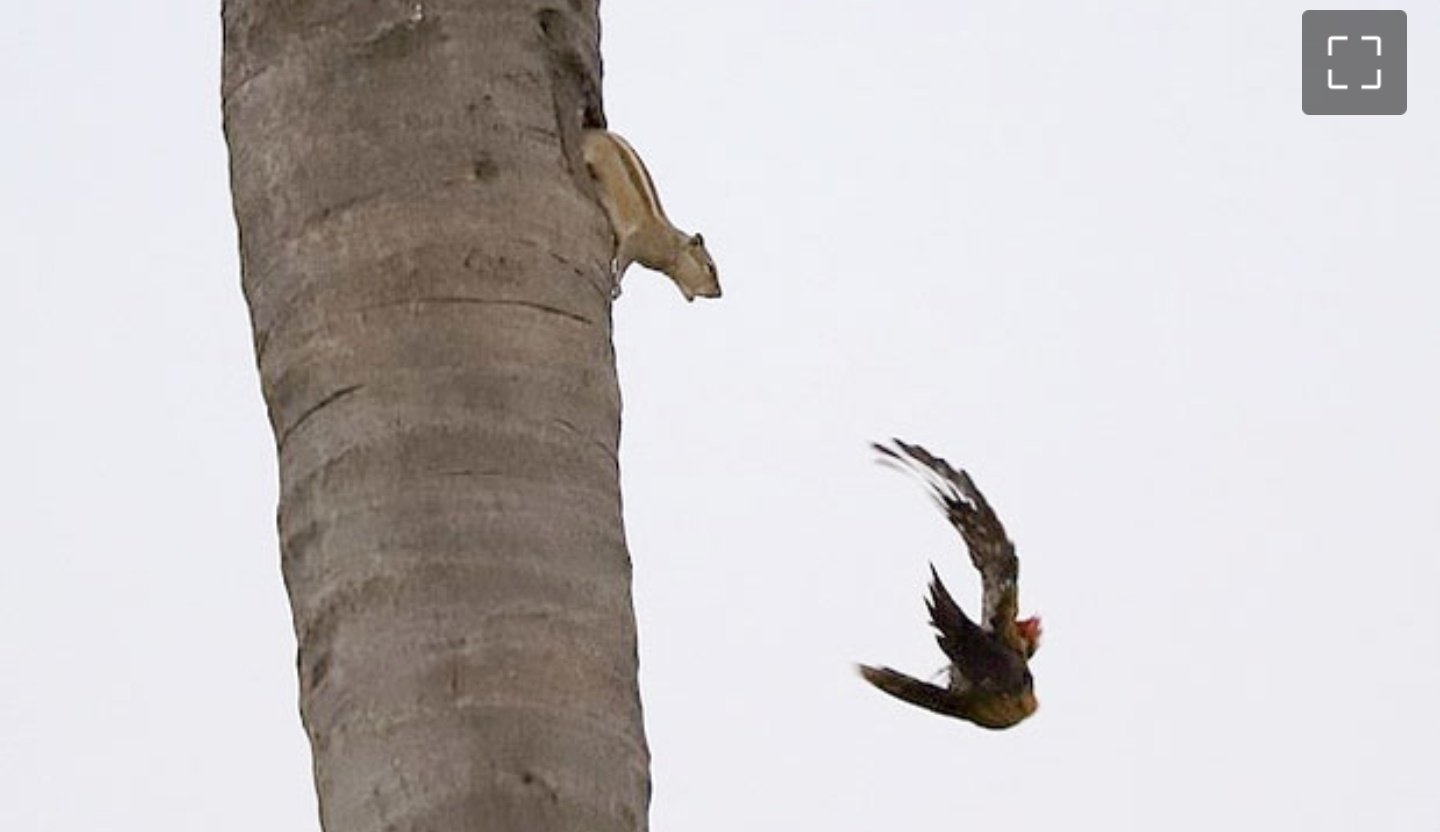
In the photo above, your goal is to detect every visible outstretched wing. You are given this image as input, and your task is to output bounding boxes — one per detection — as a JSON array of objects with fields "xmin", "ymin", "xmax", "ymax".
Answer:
[
  {"xmin": 925, "ymin": 565, "xmax": 1033, "ymax": 693},
  {"xmin": 858, "ymin": 663, "xmax": 1035, "ymax": 729},
  {"xmin": 926, "ymin": 565, "xmax": 1007, "ymax": 680},
  {"xmin": 857, "ymin": 664, "xmax": 975, "ymax": 719},
  {"xmin": 874, "ymin": 439, "xmax": 1024, "ymax": 651}
]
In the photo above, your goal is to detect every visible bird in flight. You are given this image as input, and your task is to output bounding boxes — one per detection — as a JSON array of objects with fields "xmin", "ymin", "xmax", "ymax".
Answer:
[{"xmin": 858, "ymin": 439, "xmax": 1042, "ymax": 729}]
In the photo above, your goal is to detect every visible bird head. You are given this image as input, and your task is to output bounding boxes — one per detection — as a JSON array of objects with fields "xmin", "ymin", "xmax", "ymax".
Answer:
[{"xmin": 1017, "ymin": 616, "xmax": 1042, "ymax": 658}]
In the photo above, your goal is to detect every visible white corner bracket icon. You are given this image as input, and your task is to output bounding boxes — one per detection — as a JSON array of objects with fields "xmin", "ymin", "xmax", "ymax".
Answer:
[
  {"xmin": 1324, "ymin": 34, "xmax": 1384, "ymax": 91},
  {"xmin": 1361, "ymin": 35, "xmax": 1383, "ymax": 90},
  {"xmin": 1326, "ymin": 35, "xmax": 1348, "ymax": 89}
]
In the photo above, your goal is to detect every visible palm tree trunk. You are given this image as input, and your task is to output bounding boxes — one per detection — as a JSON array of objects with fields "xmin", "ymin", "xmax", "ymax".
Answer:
[{"xmin": 222, "ymin": 2, "xmax": 649, "ymax": 829}]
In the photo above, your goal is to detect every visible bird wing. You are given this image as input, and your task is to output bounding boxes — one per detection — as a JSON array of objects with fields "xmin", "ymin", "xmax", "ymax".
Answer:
[
  {"xmin": 874, "ymin": 439, "xmax": 1025, "ymax": 652},
  {"xmin": 859, "ymin": 663, "xmax": 1036, "ymax": 729},
  {"xmin": 857, "ymin": 664, "xmax": 976, "ymax": 719},
  {"xmin": 926, "ymin": 565, "xmax": 1026, "ymax": 689},
  {"xmin": 924, "ymin": 563, "xmax": 988, "ymax": 667}
]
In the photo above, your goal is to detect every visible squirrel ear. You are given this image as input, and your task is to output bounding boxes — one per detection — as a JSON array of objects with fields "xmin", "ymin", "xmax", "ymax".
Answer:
[{"xmin": 690, "ymin": 233, "xmax": 705, "ymax": 246}]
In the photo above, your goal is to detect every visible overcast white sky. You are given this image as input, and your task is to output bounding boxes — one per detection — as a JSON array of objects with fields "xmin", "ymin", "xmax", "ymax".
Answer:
[{"xmin": 2, "ymin": 2, "xmax": 1436, "ymax": 830}]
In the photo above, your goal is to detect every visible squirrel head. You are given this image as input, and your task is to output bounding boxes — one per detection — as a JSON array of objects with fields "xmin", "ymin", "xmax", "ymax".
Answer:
[{"xmin": 671, "ymin": 233, "xmax": 721, "ymax": 302}]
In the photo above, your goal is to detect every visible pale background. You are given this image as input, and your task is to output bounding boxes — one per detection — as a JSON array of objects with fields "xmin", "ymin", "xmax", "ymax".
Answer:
[{"xmin": 3, "ymin": 2, "xmax": 1436, "ymax": 830}]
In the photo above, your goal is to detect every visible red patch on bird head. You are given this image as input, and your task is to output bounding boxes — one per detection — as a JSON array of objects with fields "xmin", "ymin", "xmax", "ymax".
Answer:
[{"xmin": 1017, "ymin": 616, "xmax": 1042, "ymax": 657}]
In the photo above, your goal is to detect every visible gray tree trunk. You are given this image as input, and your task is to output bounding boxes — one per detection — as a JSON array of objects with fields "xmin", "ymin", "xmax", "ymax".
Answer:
[{"xmin": 221, "ymin": 2, "xmax": 649, "ymax": 830}]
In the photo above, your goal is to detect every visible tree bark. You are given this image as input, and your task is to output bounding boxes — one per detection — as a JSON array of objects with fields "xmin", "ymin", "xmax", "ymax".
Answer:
[{"xmin": 222, "ymin": 2, "xmax": 649, "ymax": 829}]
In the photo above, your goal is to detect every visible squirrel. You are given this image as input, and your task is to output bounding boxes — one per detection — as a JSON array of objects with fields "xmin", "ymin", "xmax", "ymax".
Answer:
[{"xmin": 581, "ymin": 129, "xmax": 721, "ymax": 302}]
